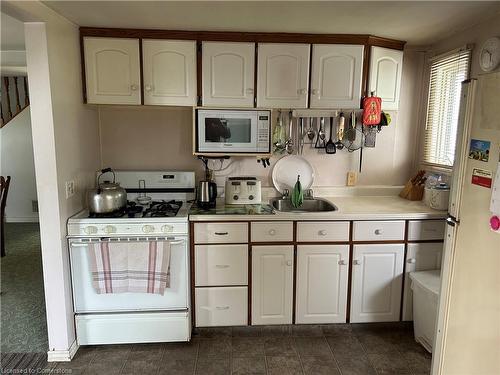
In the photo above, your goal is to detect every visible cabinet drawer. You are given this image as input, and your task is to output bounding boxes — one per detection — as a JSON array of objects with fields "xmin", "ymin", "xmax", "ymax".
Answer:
[
  {"xmin": 194, "ymin": 223, "xmax": 248, "ymax": 244},
  {"xmin": 353, "ymin": 221, "xmax": 405, "ymax": 241},
  {"xmin": 297, "ymin": 221, "xmax": 350, "ymax": 242},
  {"xmin": 251, "ymin": 222, "xmax": 293, "ymax": 242},
  {"xmin": 195, "ymin": 287, "xmax": 248, "ymax": 327},
  {"xmin": 408, "ymin": 220, "xmax": 445, "ymax": 241},
  {"xmin": 195, "ymin": 245, "xmax": 248, "ymax": 286}
]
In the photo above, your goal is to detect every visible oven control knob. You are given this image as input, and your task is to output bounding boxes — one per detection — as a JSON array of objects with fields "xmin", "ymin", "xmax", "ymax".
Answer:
[
  {"xmin": 84, "ymin": 226, "xmax": 98, "ymax": 235},
  {"xmin": 142, "ymin": 225, "xmax": 155, "ymax": 234},
  {"xmin": 161, "ymin": 225, "xmax": 174, "ymax": 233},
  {"xmin": 249, "ymin": 195, "xmax": 254, "ymax": 200},
  {"xmin": 104, "ymin": 225, "xmax": 117, "ymax": 234},
  {"xmin": 233, "ymin": 195, "xmax": 239, "ymax": 201}
]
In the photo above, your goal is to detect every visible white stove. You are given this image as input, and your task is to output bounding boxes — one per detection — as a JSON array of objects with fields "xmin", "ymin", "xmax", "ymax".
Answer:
[
  {"xmin": 68, "ymin": 170, "xmax": 195, "ymax": 238},
  {"xmin": 67, "ymin": 171, "xmax": 195, "ymax": 346}
]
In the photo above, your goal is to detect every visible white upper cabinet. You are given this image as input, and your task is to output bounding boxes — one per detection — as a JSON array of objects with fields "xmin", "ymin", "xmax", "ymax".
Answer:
[
  {"xmin": 310, "ymin": 44, "xmax": 364, "ymax": 109},
  {"xmin": 296, "ymin": 245, "xmax": 349, "ymax": 324},
  {"xmin": 402, "ymin": 242, "xmax": 443, "ymax": 321},
  {"xmin": 251, "ymin": 245, "xmax": 293, "ymax": 325},
  {"xmin": 350, "ymin": 244, "xmax": 404, "ymax": 323},
  {"xmin": 257, "ymin": 43, "xmax": 310, "ymax": 108},
  {"xmin": 84, "ymin": 37, "xmax": 141, "ymax": 105},
  {"xmin": 202, "ymin": 42, "xmax": 255, "ymax": 107},
  {"xmin": 369, "ymin": 46, "xmax": 403, "ymax": 110},
  {"xmin": 142, "ymin": 40, "xmax": 197, "ymax": 106}
]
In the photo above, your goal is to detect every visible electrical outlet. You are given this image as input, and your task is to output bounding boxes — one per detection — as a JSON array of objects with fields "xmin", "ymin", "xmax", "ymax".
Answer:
[
  {"xmin": 347, "ymin": 171, "xmax": 357, "ymax": 186},
  {"xmin": 65, "ymin": 180, "xmax": 75, "ymax": 199}
]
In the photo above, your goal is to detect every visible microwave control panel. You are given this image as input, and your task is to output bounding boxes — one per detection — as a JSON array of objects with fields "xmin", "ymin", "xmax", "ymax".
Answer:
[{"xmin": 257, "ymin": 111, "xmax": 271, "ymax": 153}]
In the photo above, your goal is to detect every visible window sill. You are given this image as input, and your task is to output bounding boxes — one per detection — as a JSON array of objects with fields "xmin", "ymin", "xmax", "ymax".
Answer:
[{"xmin": 419, "ymin": 162, "xmax": 453, "ymax": 176}]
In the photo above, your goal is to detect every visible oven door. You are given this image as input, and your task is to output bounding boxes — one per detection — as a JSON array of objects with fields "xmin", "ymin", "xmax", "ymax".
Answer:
[
  {"xmin": 197, "ymin": 110, "xmax": 259, "ymax": 153},
  {"xmin": 69, "ymin": 236, "xmax": 189, "ymax": 313}
]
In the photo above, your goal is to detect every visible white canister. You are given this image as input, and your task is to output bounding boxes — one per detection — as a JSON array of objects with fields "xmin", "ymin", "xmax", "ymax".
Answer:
[{"xmin": 429, "ymin": 184, "xmax": 450, "ymax": 211}]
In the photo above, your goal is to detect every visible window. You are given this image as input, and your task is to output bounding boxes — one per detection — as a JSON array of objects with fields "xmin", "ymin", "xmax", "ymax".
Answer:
[{"xmin": 422, "ymin": 48, "xmax": 471, "ymax": 167}]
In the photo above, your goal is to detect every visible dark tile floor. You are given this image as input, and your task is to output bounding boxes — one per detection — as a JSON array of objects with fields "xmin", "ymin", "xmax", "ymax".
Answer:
[{"xmin": 42, "ymin": 323, "xmax": 431, "ymax": 375}]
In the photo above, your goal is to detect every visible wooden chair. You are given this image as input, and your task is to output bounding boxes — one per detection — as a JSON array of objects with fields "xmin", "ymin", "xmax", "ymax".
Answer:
[{"xmin": 1, "ymin": 176, "xmax": 11, "ymax": 257}]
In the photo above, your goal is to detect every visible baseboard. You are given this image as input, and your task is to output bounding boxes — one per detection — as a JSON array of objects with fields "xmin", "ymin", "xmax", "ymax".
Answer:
[
  {"xmin": 47, "ymin": 340, "xmax": 79, "ymax": 362},
  {"xmin": 5, "ymin": 217, "xmax": 39, "ymax": 223}
]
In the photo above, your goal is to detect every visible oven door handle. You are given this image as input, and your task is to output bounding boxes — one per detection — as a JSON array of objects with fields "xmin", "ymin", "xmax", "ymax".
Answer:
[
  {"xmin": 70, "ymin": 239, "xmax": 186, "ymax": 247},
  {"xmin": 70, "ymin": 243, "xmax": 89, "ymax": 248}
]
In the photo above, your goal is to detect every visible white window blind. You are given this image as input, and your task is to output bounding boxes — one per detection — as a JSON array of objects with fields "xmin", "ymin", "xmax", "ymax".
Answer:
[{"xmin": 423, "ymin": 48, "xmax": 471, "ymax": 167}]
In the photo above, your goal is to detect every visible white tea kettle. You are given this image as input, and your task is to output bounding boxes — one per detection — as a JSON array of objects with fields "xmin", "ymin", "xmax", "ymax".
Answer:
[{"xmin": 87, "ymin": 168, "xmax": 127, "ymax": 214}]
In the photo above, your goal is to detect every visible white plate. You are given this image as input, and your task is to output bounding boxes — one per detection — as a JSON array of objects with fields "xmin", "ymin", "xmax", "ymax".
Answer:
[{"xmin": 272, "ymin": 155, "xmax": 314, "ymax": 194}]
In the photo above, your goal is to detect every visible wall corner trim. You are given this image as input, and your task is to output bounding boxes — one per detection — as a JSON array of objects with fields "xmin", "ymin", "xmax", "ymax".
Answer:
[{"xmin": 47, "ymin": 340, "xmax": 79, "ymax": 362}]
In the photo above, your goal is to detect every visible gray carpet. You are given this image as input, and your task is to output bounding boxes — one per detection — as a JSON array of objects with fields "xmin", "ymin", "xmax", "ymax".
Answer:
[{"xmin": 0, "ymin": 223, "xmax": 48, "ymax": 353}]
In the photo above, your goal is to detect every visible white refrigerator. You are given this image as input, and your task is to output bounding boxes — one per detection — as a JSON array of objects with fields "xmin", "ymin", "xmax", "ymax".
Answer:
[{"xmin": 433, "ymin": 72, "xmax": 500, "ymax": 375}]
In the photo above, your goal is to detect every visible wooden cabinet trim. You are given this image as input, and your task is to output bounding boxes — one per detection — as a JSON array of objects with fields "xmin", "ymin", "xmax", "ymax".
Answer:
[{"xmin": 80, "ymin": 27, "xmax": 405, "ymax": 50}]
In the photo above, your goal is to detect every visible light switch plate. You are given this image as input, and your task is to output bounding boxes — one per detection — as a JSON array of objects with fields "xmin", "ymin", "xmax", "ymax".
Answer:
[{"xmin": 65, "ymin": 180, "xmax": 75, "ymax": 199}]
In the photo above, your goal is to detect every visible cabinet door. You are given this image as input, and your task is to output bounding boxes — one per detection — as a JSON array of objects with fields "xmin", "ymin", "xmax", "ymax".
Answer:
[
  {"xmin": 251, "ymin": 245, "xmax": 293, "ymax": 325},
  {"xmin": 368, "ymin": 46, "xmax": 403, "ymax": 110},
  {"xmin": 296, "ymin": 245, "xmax": 349, "ymax": 324},
  {"xmin": 142, "ymin": 40, "xmax": 197, "ymax": 106},
  {"xmin": 402, "ymin": 242, "xmax": 443, "ymax": 321},
  {"xmin": 310, "ymin": 44, "xmax": 364, "ymax": 108},
  {"xmin": 84, "ymin": 37, "xmax": 141, "ymax": 105},
  {"xmin": 202, "ymin": 42, "xmax": 255, "ymax": 107},
  {"xmin": 257, "ymin": 43, "xmax": 310, "ymax": 108},
  {"xmin": 350, "ymin": 244, "xmax": 404, "ymax": 323}
]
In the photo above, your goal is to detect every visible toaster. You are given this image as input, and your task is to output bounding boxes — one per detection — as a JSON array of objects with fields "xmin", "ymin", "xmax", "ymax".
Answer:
[{"xmin": 225, "ymin": 177, "xmax": 262, "ymax": 205}]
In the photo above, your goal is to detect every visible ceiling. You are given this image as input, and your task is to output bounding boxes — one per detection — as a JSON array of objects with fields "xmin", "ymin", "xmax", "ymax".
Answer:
[
  {"xmin": 1, "ymin": 11, "xmax": 25, "ymax": 50},
  {"xmin": 42, "ymin": 1, "xmax": 500, "ymax": 46}
]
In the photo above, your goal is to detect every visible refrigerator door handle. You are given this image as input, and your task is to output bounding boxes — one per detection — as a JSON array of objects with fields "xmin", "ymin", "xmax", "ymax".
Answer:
[{"xmin": 446, "ymin": 216, "xmax": 459, "ymax": 227}]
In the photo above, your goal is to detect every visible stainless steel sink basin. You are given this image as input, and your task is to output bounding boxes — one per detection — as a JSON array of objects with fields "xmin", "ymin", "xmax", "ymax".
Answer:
[{"xmin": 271, "ymin": 198, "xmax": 337, "ymax": 213}]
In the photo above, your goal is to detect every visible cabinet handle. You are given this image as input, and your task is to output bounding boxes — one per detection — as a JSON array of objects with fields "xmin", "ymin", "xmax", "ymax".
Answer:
[
  {"xmin": 318, "ymin": 230, "xmax": 327, "ymax": 236},
  {"xmin": 145, "ymin": 84, "xmax": 153, "ymax": 92},
  {"xmin": 269, "ymin": 229, "xmax": 276, "ymax": 236},
  {"xmin": 353, "ymin": 260, "xmax": 362, "ymax": 265},
  {"xmin": 374, "ymin": 229, "xmax": 383, "ymax": 235},
  {"xmin": 215, "ymin": 264, "xmax": 230, "ymax": 269},
  {"xmin": 312, "ymin": 89, "xmax": 319, "ymax": 95},
  {"xmin": 216, "ymin": 306, "xmax": 230, "ymax": 310},
  {"xmin": 297, "ymin": 88, "xmax": 306, "ymax": 95},
  {"xmin": 246, "ymin": 88, "xmax": 254, "ymax": 94},
  {"xmin": 338, "ymin": 260, "xmax": 347, "ymax": 265},
  {"xmin": 130, "ymin": 84, "xmax": 139, "ymax": 91},
  {"xmin": 286, "ymin": 260, "xmax": 293, "ymax": 266},
  {"xmin": 214, "ymin": 232, "xmax": 228, "ymax": 236},
  {"xmin": 407, "ymin": 258, "xmax": 416, "ymax": 264}
]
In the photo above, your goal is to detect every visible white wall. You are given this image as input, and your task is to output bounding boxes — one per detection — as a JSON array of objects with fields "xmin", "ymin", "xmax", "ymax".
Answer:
[
  {"xmin": 3, "ymin": 0, "xmax": 101, "ymax": 357},
  {"xmin": 0, "ymin": 108, "xmax": 38, "ymax": 222}
]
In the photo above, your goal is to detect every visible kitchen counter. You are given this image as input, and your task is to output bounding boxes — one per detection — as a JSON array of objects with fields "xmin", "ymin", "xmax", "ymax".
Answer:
[{"xmin": 189, "ymin": 195, "xmax": 447, "ymax": 221}]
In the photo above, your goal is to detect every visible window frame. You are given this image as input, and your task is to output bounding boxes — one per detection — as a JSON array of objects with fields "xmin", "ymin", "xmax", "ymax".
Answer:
[{"xmin": 420, "ymin": 46, "xmax": 472, "ymax": 171}]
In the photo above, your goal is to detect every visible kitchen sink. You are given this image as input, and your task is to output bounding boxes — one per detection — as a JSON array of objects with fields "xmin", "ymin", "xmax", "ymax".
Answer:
[{"xmin": 270, "ymin": 198, "xmax": 337, "ymax": 213}]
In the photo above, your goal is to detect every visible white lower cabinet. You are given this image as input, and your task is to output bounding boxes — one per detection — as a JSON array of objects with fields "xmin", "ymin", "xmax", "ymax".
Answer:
[
  {"xmin": 402, "ymin": 242, "xmax": 443, "ymax": 321},
  {"xmin": 251, "ymin": 245, "xmax": 294, "ymax": 325},
  {"xmin": 296, "ymin": 245, "xmax": 349, "ymax": 324},
  {"xmin": 195, "ymin": 287, "xmax": 248, "ymax": 327},
  {"xmin": 350, "ymin": 244, "xmax": 404, "ymax": 323}
]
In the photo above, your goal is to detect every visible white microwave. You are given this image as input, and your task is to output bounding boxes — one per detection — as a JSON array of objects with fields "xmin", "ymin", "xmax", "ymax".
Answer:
[{"xmin": 195, "ymin": 109, "xmax": 271, "ymax": 155}]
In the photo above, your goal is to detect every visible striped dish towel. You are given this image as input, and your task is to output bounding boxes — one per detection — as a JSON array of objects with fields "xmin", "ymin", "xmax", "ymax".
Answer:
[{"xmin": 88, "ymin": 241, "xmax": 171, "ymax": 295}]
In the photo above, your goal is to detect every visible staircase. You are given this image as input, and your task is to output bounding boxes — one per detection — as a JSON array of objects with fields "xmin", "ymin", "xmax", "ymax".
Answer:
[{"xmin": 1, "ymin": 76, "xmax": 29, "ymax": 128}]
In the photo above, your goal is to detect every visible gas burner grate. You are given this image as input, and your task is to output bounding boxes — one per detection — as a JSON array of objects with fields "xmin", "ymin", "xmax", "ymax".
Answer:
[{"xmin": 142, "ymin": 200, "xmax": 183, "ymax": 218}]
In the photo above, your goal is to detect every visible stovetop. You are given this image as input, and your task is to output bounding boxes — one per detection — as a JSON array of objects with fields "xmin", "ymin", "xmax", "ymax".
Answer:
[{"xmin": 88, "ymin": 200, "xmax": 184, "ymax": 219}]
